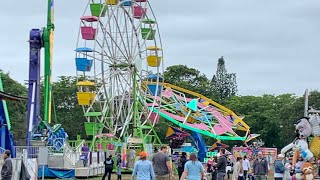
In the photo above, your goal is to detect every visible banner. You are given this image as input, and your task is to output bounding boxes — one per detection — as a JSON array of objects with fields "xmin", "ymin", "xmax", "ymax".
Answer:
[{"xmin": 232, "ymin": 147, "xmax": 277, "ymax": 163}]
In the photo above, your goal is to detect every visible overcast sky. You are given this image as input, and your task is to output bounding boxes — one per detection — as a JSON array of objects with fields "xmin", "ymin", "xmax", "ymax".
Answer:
[{"xmin": 0, "ymin": 0, "xmax": 319, "ymax": 96}]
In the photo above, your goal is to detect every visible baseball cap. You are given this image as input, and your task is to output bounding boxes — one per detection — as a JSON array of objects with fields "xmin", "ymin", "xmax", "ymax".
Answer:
[
  {"xmin": 278, "ymin": 154, "xmax": 284, "ymax": 158},
  {"xmin": 139, "ymin": 151, "xmax": 147, "ymax": 157}
]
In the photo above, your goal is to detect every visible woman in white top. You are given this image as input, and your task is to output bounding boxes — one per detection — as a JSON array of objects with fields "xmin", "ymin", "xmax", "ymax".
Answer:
[
  {"xmin": 232, "ymin": 157, "xmax": 244, "ymax": 180},
  {"xmin": 242, "ymin": 156, "xmax": 250, "ymax": 179}
]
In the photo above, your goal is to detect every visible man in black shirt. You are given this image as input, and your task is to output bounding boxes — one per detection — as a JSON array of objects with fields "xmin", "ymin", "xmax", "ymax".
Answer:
[
  {"xmin": 177, "ymin": 152, "xmax": 188, "ymax": 180},
  {"xmin": 102, "ymin": 155, "xmax": 114, "ymax": 180},
  {"xmin": 1, "ymin": 150, "xmax": 12, "ymax": 180},
  {"xmin": 215, "ymin": 148, "xmax": 227, "ymax": 180}
]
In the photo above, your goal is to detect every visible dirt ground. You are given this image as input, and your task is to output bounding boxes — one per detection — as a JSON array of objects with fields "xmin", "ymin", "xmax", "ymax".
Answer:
[{"xmin": 72, "ymin": 174, "xmax": 274, "ymax": 180}]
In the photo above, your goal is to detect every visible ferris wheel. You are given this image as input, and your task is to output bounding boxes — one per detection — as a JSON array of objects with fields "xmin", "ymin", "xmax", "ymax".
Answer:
[{"xmin": 75, "ymin": 0, "xmax": 163, "ymax": 147}]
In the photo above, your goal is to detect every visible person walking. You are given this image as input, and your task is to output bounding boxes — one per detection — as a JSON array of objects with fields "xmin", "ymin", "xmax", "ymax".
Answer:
[
  {"xmin": 1, "ymin": 150, "xmax": 12, "ymax": 180},
  {"xmin": 152, "ymin": 145, "xmax": 173, "ymax": 180},
  {"xmin": 273, "ymin": 154, "xmax": 285, "ymax": 180},
  {"xmin": 178, "ymin": 152, "xmax": 188, "ymax": 180},
  {"xmin": 81, "ymin": 143, "xmax": 89, "ymax": 167},
  {"xmin": 253, "ymin": 151, "xmax": 268, "ymax": 180},
  {"xmin": 216, "ymin": 148, "xmax": 227, "ymax": 180},
  {"xmin": 242, "ymin": 156, "xmax": 250, "ymax": 180},
  {"xmin": 116, "ymin": 154, "xmax": 122, "ymax": 180},
  {"xmin": 232, "ymin": 157, "xmax": 244, "ymax": 180},
  {"xmin": 102, "ymin": 155, "xmax": 114, "ymax": 180},
  {"xmin": 132, "ymin": 151, "xmax": 155, "ymax": 180},
  {"xmin": 180, "ymin": 153, "xmax": 204, "ymax": 180}
]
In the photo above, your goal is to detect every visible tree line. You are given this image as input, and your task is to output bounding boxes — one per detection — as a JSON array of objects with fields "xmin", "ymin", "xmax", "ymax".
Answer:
[{"xmin": 0, "ymin": 57, "xmax": 319, "ymax": 148}]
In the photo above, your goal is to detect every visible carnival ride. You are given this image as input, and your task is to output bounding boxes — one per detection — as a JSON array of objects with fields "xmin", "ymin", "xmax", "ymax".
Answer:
[
  {"xmin": 0, "ymin": 75, "xmax": 28, "ymax": 157},
  {"xmin": 26, "ymin": 0, "xmax": 68, "ymax": 151},
  {"xmin": 75, "ymin": 0, "xmax": 164, "ymax": 151},
  {"xmin": 74, "ymin": 0, "xmax": 254, "ymax": 162},
  {"xmin": 0, "ymin": 75, "xmax": 24, "ymax": 158}
]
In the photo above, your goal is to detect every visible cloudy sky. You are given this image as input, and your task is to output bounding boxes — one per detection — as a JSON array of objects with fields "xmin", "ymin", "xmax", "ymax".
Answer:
[{"xmin": 1, "ymin": 0, "xmax": 319, "ymax": 96}]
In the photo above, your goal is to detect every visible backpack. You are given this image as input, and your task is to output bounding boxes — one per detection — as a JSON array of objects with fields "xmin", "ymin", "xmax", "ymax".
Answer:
[
  {"xmin": 106, "ymin": 159, "xmax": 112, "ymax": 165},
  {"xmin": 178, "ymin": 159, "xmax": 183, "ymax": 168},
  {"xmin": 105, "ymin": 158, "xmax": 113, "ymax": 168}
]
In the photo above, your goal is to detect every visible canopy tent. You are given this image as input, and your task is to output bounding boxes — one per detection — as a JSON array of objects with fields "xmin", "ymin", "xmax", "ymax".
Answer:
[
  {"xmin": 209, "ymin": 141, "xmax": 229, "ymax": 151},
  {"xmin": 166, "ymin": 126, "xmax": 189, "ymax": 139}
]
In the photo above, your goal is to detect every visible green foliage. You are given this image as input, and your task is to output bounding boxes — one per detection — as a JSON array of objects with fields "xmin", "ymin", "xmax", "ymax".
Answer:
[
  {"xmin": 0, "ymin": 71, "xmax": 27, "ymax": 145},
  {"xmin": 224, "ymin": 94, "xmax": 304, "ymax": 147},
  {"xmin": 153, "ymin": 117, "xmax": 170, "ymax": 143},
  {"xmin": 308, "ymin": 91, "xmax": 320, "ymax": 110},
  {"xmin": 211, "ymin": 56, "xmax": 237, "ymax": 100},
  {"xmin": 164, "ymin": 65, "xmax": 216, "ymax": 98},
  {"xmin": 51, "ymin": 76, "xmax": 87, "ymax": 139}
]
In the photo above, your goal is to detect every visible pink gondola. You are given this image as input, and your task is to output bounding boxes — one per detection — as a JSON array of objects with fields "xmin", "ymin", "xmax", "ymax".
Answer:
[
  {"xmin": 132, "ymin": 6, "xmax": 147, "ymax": 19},
  {"xmin": 81, "ymin": 26, "xmax": 96, "ymax": 40}
]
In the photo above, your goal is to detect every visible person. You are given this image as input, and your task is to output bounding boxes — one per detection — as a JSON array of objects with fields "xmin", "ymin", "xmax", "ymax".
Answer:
[
  {"xmin": 128, "ymin": 149, "xmax": 136, "ymax": 168},
  {"xmin": 81, "ymin": 143, "xmax": 89, "ymax": 167},
  {"xmin": 102, "ymin": 155, "xmax": 114, "ymax": 180},
  {"xmin": 132, "ymin": 151, "xmax": 155, "ymax": 180},
  {"xmin": 152, "ymin": 145, "xmax": 173, "ymax": 180},
  {"xmin": 242, "ymin": 156, "xmax": 250, "ymax": 179},
  {"xmin": 232, "ymin": 157, "xmax": 243, "ymax": 180},
  {"xmin": 178, "ymin": 152, "xmax": 188, "ymax": 180},
  {"xmin": 116, "ymin": 154, "xmax": 122, "ymax": 180},
  {"xmin": 211, "ymin": 157, "xmax": 218, "ymax": 180},
  {"xmin": 253, "ymin": 151, "xmax": 268, "ymax": 180},
  {"xmin": 180, "ymin": 153, "xmax": 204, "ymax": 180},
  {"xmin": 1, "ymin": 150, "xmax": 12, "ymax": 180},
  {"xmin": 226, "ymin": 158, "xmax": 233, "ymax": 180},
  {"xmin": 274, "ymin": 154, "xmax": 285, "ymax": 180},
  {"xmin": 207, "ymin": 157, "xmax": 214, "ymax": 173},
  {"xmin": 216, "ymin": 148, "xmax": 227, "ymax": 180}
]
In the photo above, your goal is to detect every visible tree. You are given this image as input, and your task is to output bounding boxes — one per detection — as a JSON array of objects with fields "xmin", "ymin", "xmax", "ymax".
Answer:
[
  {"xmin": 154, "ymin": 118, "xmax": 170, "ymax": 143},
  {"xmin": 0, "ymin": 70, "xmax": 28, "ymax": 145},
  {"xmin": 211, "ymin": 56, "xmax": 237, "ymax": 100},
  {"xmin": 50, "ymin": 76, "xmax": 87, "ymax": 139},
  {"xmin": 308, "ymin": 90, "xmax": 320, "ymax": 110},
  {"xmin": 164, "ymin": 65, "xmax": 216, "ymax": 98},
  {"xmin": 224, "ymin": 93, "xmax": 304, "ymax": 148}
]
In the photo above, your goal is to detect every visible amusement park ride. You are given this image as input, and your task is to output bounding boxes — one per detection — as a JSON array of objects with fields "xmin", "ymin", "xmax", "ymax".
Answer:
[
  {"xmin": 26, "ymin": 0, "xmax": 62, "ymax": 148},
  {"xmin": 0, "ymin": 75, "xmax": 28, "ymax": 157}
]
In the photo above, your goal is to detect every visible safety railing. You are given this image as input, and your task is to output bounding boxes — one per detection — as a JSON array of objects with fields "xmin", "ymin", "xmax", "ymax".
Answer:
[
  {"xmin": 63, "ymin": 142, "xmax": 79, "ymax": 166},
  {"xmin": 15, "ymin": 146, "xmax": 40, "ymax": 159}
]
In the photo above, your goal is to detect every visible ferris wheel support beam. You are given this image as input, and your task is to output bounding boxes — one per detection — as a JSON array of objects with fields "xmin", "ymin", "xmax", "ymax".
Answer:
[{"xmin": 132, "ymin": 66, "xmax": 142, "ymax": 139}]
